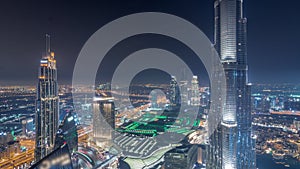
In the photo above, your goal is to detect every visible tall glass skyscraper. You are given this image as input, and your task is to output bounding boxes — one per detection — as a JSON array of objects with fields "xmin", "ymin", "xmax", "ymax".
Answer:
[
  {"xmin": 169, "ymin": 76, "xmax": 180, "ymax": 107},
  {"xmin": 190, "ymin": 76, "xmax": 200, "ymax": 106},
  {"xmin": 35, "ymin": 34, "xmax": 59, "ymax": 162},
  {"xmin": 207, "ymin": 0, "xmax": 256, "ymax": 168},
  {"xmin": 93, "ymin": 95, "xmax": 115, "ymax": 148}
]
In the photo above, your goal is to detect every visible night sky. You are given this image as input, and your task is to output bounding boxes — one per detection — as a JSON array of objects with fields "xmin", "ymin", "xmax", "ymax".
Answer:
[{"xmin": 0, "ymin": 0, "xmax": 299, "ymax": 85}]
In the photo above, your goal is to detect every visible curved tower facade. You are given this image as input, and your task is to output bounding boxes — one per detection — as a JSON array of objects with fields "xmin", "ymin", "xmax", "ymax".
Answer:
[{"xmin": 208, "ymin": 0, "xmax": 256, "ymax": 168}]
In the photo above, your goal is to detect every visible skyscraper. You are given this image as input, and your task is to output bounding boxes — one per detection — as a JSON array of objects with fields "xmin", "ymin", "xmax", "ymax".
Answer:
[
  {"xmin": 93, "ymin": 94, "xmax": 115, "ymax": 148},
  {"xmin": 35, "ymin": 34, "xmax": 59, "ymax": 162},
  {"xmin": 150, "ymin": 90, "xmax": 159, "ymax": 109},
  {"xmin": 190, "ymin": 76, "xmax": 200, "ymax": 106},
  {"xmin": 169, "ymin": 76, "xmax": 180, "ymax": 107},
  {"xmin": 208, "ymin": 0, "xmax": 256, "ymax": 168},
  {"xmin": 179, "ymin": 68, "xmax": 189, "ymax": 105}
]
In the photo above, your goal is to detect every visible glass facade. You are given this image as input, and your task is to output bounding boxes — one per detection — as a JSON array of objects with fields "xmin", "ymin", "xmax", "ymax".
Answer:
[
  {"xmin": 191, "ymin": 76, "xmax": 200, "ymax": 106},
  {"xmin": 169, "ymin": 76, "xmax": 180, "ymax": 107},
  {"xmin": 35, "ymin": 35, "xmax": 60, "ymax": 162},
  {"xmin": 54, "ymin": 111, "xmax": 78, "ymax": 156},
  {"xmin": 208, "ymin": 0, "xmax": 256, "ymax": 169},
  {"xmin": 93, "ymin": 96, "xmax": 115, "ymax": 148},
  {"xmin": 220, "ymin": 0, "xmax": 237, "ymax": 62}
]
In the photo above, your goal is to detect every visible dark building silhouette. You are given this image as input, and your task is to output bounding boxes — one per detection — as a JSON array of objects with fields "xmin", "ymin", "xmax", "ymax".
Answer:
[
  {"xmin": 164, "ymin": 144, "xmax": 198, "ymax": 169},
  {"xmin": 30, "ymin": 144, "xmax": 73, "ymax": 169},
  {"xmin": 54, "ymin": 111, "xmax": 78, "ymax": 156}
]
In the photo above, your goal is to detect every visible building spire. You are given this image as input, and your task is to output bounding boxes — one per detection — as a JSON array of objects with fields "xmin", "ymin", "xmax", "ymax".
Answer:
[{"xmin": 46, "ymin": 34, "xmax": 51, "ymax": 54}]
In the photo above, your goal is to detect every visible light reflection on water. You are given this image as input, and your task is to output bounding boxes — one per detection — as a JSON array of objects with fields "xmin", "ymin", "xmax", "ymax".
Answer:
[{"xmin": 257, "ymin": 154, "xmax": 300, "ymax": 169}]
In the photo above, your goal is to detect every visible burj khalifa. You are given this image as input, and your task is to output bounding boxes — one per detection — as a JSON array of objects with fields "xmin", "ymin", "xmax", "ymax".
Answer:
[{"xmin": 207, "ymin": 0, "xmax": 256, "ymax": 168}]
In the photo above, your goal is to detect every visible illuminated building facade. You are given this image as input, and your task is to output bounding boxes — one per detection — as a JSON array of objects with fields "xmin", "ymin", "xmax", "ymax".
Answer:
[
  {"xmin": 179, "ymin": 80, "xmax": 188, "ymax": 105},
  {"xmin": 190, "ymin": 76, "xmax": 200, "ymax": 106},
  {"xmin": 169, "ymin": 76, "xmax": 180, "ymax": 107},
  {"xmin": 179, "ymin": 69, "xmax": 189, "ymax": 105},
  {"xmin": 22, "ymin": 118, "xmax": 34, "ymax": 136},
  {"xmin": 35, "ymin": 35, "xmax": 59, "ymax": 162},
  {"xmin": 93, "ymin": 95, "xmax": 115, "ymax": 147},
  {"xmin": 0, "ymin": 141, "xmax": 20, "ymax": 159},
  {"xmin": 150, "ymin": 90, "xmax": 159, "ymax": 109},
  {"xmin": 207, "ymin": 0, "xmax": 256, "ymax": 169}
]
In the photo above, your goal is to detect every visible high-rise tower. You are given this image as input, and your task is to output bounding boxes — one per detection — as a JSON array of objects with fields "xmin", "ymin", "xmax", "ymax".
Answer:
[
  {"xmin": 169, "ymin": 76, "xmax": 180, "ymax": 107},
  {"xmin": 190, "ymin": 76, "xmax": 200, "ymax": 106},
  {"xmin": 35, "ymin": 34, "xmax": 59, "ymax": 162},
  {"xmin": 93, "ymin": 95, "xmax": 115, "ymax": 148},
  {"xmin": 208, "ymin": 0, "xmax": 256, "ymax": 168}
]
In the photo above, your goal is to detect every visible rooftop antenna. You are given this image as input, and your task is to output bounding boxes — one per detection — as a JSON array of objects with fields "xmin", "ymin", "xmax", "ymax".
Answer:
[{"xmin": 45, "ymin": 34, "xmax": 51, "ymax": 54}]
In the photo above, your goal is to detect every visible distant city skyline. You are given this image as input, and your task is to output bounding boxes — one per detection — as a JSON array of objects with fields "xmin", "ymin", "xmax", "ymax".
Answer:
[
  {"xmin": 1, "ymin": 0, "xmax": 300, "ymax": 85},
  {"xmin": 0, "ymin": 1, "xmax": 300, "ymax": 166}
]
